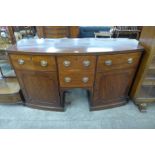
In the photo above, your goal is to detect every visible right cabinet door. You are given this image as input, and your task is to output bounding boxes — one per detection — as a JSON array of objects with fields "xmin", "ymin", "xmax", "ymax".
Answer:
[{"xmin": 92, "ymin": 69, "xmax": 136, "ymax": 110}]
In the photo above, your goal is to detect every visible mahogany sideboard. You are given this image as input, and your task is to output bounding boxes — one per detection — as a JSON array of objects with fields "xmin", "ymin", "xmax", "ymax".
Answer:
[{"xmin": 7, "ymin": 38, "xmax": 144, "ymax": 111}]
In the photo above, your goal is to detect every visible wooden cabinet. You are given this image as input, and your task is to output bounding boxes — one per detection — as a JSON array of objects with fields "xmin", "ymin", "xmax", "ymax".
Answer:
[
  {"xmin": 91, "ymin": 52, "xmax": 142, "ymax": 110},
  {"xmin": 92, "ymin": 69, "xmax": 136, "ymax": 110},
  {"xmin": 10, "ymin": 54, "xmax": 63, "ymax": 111},
  {"xmin": 7, "ymin": 38, "xmax": 143, "ymax": 111},
  {"xmin": 130, "ymin": 27, "xmax": 155, "ymax": 111}
]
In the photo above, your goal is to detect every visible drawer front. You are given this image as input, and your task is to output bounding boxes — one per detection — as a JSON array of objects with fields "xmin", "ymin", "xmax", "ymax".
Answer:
[
  {"xmin": 59, "ymin": 71, "xmax": 94, "ymax": 87},
  {"xmin": 31, "ymin": 55, "xmax": 56, "ymax": 71},
  {"xmin": 10, "ymin": 54, "xmax": 32, "ymax": 70},
  {"xmin": 10, "ymin": 54, "xmax": 56, "ymax": 71},
  {"xmin": 57, "ymin": 56, "xmax": 96, "ymax": 73},
  {"xmin": 97, "ymin": 52, "xmax": 141, "ymax": 72}
]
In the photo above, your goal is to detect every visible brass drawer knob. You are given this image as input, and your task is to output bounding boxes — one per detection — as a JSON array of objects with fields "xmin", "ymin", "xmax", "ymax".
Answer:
[
  {"xmin": 40, "ymin": 60, "xmax": 48, "ymax": 67},
  {"xmin": 83, "ymin": 60, "xmax": 91, "ymax": 67},
  {"xmin": 63, "ymin": 60, "xmax": 71, "ymax": 67},
  {"xmin": 18, "ymin": 59, "xmax": 25, "ymax": 65},
  {"xmin": 128, "ymin": 58, "xmax": 133, "ymax": 64},
  {"xmin": 64, "ymin": 77, "xmax": 71, "ymax": 83},
  {"xmin": 82, "ymin": 77, "xmax": 89, "ymax": 83},
  {"xmin": 105, "ymin": 60, "xmax": 112, "ymax": 66}
]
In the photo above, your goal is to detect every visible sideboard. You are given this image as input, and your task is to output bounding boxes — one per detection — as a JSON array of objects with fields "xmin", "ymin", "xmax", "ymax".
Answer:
[{"xmin": 7, "ymin": 38, "xmax": 144, "ymax": 111}]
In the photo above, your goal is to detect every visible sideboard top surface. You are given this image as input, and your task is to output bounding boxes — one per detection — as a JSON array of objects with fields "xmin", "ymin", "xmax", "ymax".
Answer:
[{"xmin": 7, "ymin": 38, "xmax": 144, "ymax": 55}]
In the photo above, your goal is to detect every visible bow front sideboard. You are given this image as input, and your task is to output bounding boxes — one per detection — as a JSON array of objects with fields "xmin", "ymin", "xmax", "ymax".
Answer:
[{"xmin": 7, "ymin": 38, "xmax": 144, "ymax": 111}]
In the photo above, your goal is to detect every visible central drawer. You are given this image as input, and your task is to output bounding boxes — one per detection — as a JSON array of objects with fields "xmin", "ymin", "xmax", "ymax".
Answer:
[
  {"xmin": 57, "ymin": 56, "xmax": 96, "ymax": 73},
  {"xmin": 59, "ymin": 71, "xmax": 94, "ymax": 87},
  {"xmin": 57, "ymin": 56, "xmax": 96, "ymax": 87}
]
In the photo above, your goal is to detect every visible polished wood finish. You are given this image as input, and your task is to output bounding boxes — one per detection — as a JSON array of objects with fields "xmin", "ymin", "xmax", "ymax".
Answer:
[
  {"xmin": 7, "ymin": 38, "xmax": 143, "ymax": 111},
  {"xmin": 57, "ymin": 56, "xmax": 96, "ymax": 72},
  {"xmin": 59, "ymin": 71, "xmax": 94, "ymax": 88},
  {"xmin": 130, "ymin": 26, "xmax": 155, "ymax": 111},
  {"xmin": 97, "ymin": 52, "xmax": 141, "ymax": 72},
  {"xmin": 16, "ymin": 70, "xmax": 62, "ymax": 110},
  {"xmin": 10, "ymin": 54, "xmax": 56, "ymax": 71},
  {"xmin": 31, "ymin": 55, "xmax": 56, "ymax": 71},
  {"xmin": 7, "ymin": 38, "xmax": 143, "ymax": 54},
  {"xmin": 9, "ymin": 52, "xmax": 63, "ymax": 111},
  {"xmin": 58, "ymin": 56, "xmax": 96, "ymax": 88},
  {"xmin": 9, "ymin": 54, "xmax": 32, "ymax": 70},
  {"xmin": 93, "ymin": 68, "xmax": 137, "ymax": 110}
]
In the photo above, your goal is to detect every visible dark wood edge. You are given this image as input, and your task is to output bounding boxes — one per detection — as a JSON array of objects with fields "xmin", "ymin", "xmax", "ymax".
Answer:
[
  {"xmin": 25, "ymin": 103, "xmax": 65, "ymax": 112},
  {"xmin": 59, "ymin": 87, "xmax": 93, "ymax": 89},
  {"xmin": 0, "ymin": 101, "xmax": 22, "ymax": 104},
  {"xmin": 55, "ymin": 56, "xmax": 63, "ymax": 107},
  {"xmin": 7, "ymin": 54, "xmax": 26, "ymax": 102},
  {"xmin": 129, "ymin": 51, "xmax": 144, "ymax": 96},
  {"xmin": 0, "ymin": 92, "xmax": 22, "ymax": 104},
  {"xmin": 90, "ymin": 100, "xmax": 128, "ymax": 111},
  {"xmin": 0, "ymin": 91, "xmax": 21, "ymax": 97},
  {"xmin": 6, "ymin": 49, "xmax": 144, "ymax": 56}
]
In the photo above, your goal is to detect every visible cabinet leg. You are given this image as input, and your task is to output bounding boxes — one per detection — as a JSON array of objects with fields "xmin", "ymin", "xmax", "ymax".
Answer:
[
  {"xmin": 138, "ymin": 103, "xmax": 147, "ymax": 112},
  {"xmin": 86, "ymin": 88, "xmax": 94, "ymax": 110},
  {"xmin": 64, "ymin": 91, "xmax": 72, "ymax": 105},
  {"xmin": 60, "ymin": 89, "xmax": 72, "ymax": 109},
  {"xmin": 60, "ymin": 90, "xmax": 65, "ymax": 107}
]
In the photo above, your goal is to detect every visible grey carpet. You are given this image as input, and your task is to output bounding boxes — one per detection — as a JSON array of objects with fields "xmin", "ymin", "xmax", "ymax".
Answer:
[{"xmin": 0, "ymin": 89, "xmax": 155, "ymax": 129}]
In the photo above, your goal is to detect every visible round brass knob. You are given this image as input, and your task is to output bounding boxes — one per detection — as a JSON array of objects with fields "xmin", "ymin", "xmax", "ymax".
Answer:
[
  {"xmin": 82, "ymin": 77, "xmax": 89, "ymax": 83},
  {"xmin": 40, "ymin": 60, "xmax": 48, "ymax": 67},
  {"xmin": 18, "ymin": 59, "xmax": 25, "ymax": 65},
  {"xmin": 83, "ymin": 60, "xmax": 91, "ymax": 67},
  {"xmin": 105, "ymin": 60, "xmax": 112, "ymax": 66},
  {"xmin": 128, "ymin": 58, "xmax": 133, "ymax": 64},
  {"xmin": 63, "ymin": 60, "xmax": 71, "ymax": 67},
  {"xmin": 64, "ymin": 77, "xmax": 71, "ymax": 83}
]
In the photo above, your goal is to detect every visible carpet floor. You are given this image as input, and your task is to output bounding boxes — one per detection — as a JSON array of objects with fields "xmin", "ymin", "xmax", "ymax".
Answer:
[{"xmin": 0, "ymin": 89, "xmax": 155, "ymax": 129}]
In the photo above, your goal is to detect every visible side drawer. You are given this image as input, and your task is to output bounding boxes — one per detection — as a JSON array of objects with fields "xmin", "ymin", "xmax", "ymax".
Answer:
[
  {"xmin": 97, "ymin": 52, "xmax": 141, "ymax": 72},
  {"xmin": 10, "ymin": 54, "xmax": 32, "ymax": 70},
  {"xmin": 31, "ymin": 55, "xmax": 56, "ymax": 71},
  {"xmin": 9, "ymin": 54, "xmax": 56, "ymax": 71}
]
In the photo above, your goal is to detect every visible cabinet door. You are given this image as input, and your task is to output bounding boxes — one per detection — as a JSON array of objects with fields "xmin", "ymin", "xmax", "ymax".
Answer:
[
  {"xmin": 93, "ymin": 69, "xmax": 136, "ymax": 109},
  {"xmin": 16, "ymin": 70, "xmax": 61, "ymax": 109}
]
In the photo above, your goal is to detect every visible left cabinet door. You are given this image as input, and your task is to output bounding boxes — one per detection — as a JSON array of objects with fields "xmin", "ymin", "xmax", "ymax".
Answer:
[{"xmin": 16, "ymin": 70, "xmax": 63, "ymax": 111}]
